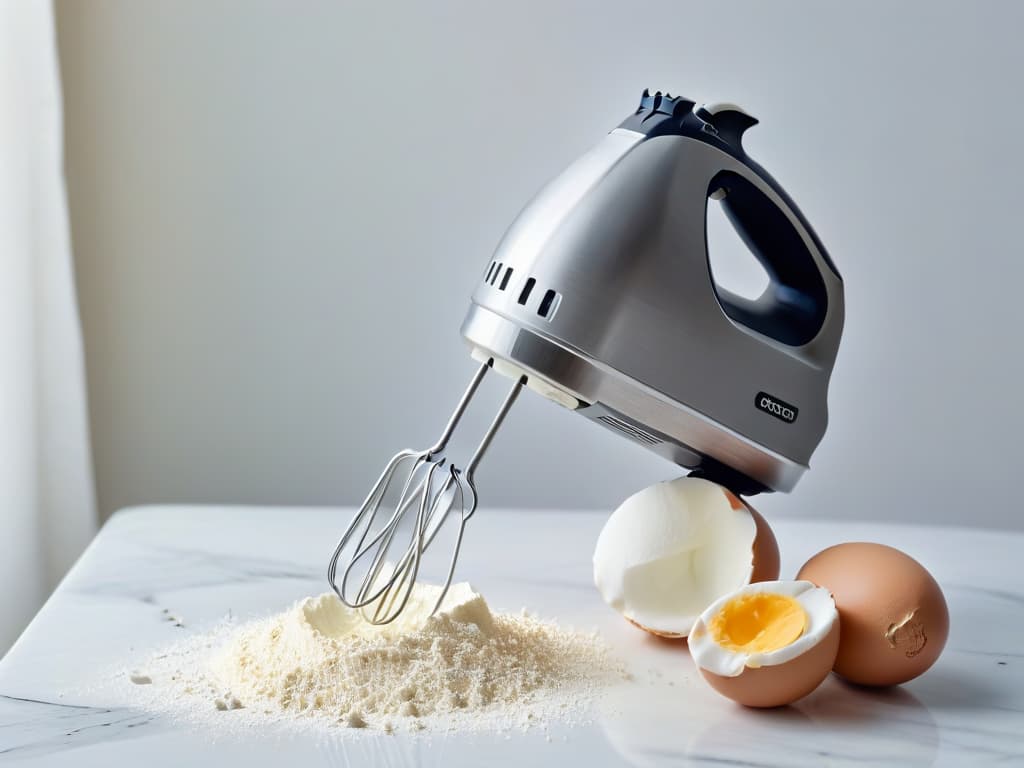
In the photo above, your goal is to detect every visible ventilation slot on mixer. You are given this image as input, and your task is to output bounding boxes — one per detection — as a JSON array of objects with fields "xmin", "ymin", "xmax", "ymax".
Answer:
[
  {"xmin": 537, "ymin": 289, "xmax": 560, "ymax": 319},
  {"xmin": 490, "ymin": 263, "xmax": 503, "ymax": 285},
  {"xmin": 517, "ymin": 277, "xmax": 536, "ymax": 305},
  {"xmin": 597, "ymin": 415, "xmax": 660, "ymax": 445},
  {"xmin": 485, "ymin": 261, "xmax": 497, "ymax": 283},
  {"xmin": 499, "ymin": 267, "xmax": 513, "ymax": 291}
]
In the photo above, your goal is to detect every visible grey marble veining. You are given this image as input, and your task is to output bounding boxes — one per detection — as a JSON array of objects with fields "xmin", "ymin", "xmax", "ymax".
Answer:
[{"xmin": 0, "ymin": 505, "xmax": 1021, "ymax": 766}]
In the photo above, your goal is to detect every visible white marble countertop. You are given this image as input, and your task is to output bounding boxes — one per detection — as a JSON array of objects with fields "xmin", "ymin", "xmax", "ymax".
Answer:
[{"xmin": 0, "ymin": 505, "xmax": 1021, "ymax": 766}]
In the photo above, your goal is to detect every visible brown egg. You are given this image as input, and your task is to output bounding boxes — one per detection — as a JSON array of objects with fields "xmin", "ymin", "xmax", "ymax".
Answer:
[
  {"xmin": 797, "ymin": 542, "xmax": 948, "ymax": 687},
  {"xmin": 699, "ymin": 621, "xmax": 840, "ymax": 708},
  {"xmin": 689, "ymin": 580, "xmax": 840, "ymax": 707},
  {"xmin": 593, "ymin": 477, "xmax": 780, "ymax": 638},
  {"xmin": 727, "ymin": 491, "xmax": 781, "ymax": 586}
]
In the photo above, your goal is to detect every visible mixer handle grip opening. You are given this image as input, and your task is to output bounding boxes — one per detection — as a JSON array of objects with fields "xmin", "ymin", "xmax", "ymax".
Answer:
[{"xmin": 708, "ymin": 170, "xmax": 829, "ymax": 347}]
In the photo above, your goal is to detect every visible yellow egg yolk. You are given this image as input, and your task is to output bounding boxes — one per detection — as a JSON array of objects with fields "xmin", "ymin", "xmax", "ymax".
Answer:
[{"xmin": 708, "ymin": 593, "xmax": 807, "ymax": 653}]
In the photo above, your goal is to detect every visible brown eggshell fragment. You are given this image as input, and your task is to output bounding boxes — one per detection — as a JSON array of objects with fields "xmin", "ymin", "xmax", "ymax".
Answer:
[
  {"xmin": 698, "ymin": 620, "xmax": 840, "ymax": 708},
  {"xmin": 625, "ymin": 617, "xmax": 686, "ymax": 640},
  {"xmin": 747, "ymin": 505, "xmax": 781, "ymax": 584},
  {"xmin": 722, "ymin": 490, "xmax": 781, "ymax": 584},
  {"xmin": 797, "ymin": 542, "xmax": 949, "ymax": 687}
]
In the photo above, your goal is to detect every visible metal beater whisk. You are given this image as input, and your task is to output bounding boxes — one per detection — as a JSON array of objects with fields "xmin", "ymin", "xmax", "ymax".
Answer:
[{"xmin": 327, "ymin": 359, "xmax": 524, "ymax": 625}]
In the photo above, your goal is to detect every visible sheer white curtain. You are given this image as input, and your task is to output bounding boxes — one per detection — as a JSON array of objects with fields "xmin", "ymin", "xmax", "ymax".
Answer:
[{"xmin": 0, "ymin": 0, "xmax": 96, "ymax": 653}]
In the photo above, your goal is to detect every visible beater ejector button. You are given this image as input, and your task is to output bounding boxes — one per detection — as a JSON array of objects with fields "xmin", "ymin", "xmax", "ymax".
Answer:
[{"xmin": 695, "ymin": 103, "xmax": 759, "ymax": 149}]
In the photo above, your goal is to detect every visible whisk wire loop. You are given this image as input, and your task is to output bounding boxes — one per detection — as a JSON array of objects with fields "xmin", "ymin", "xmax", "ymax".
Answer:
[{"xmin": 327, "ymin": 361, "xmax": 524, "ymax": 625}]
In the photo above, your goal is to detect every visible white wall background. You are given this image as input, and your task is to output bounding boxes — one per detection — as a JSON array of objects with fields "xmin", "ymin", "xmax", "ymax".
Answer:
[{"xmin": 56, "ymin": 1, "xmax": 1023, "ymax": 528}]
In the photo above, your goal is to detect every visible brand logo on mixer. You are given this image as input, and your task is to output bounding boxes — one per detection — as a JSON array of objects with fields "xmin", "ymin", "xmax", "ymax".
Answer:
[{"xmin": 756, "ymin": 392, "xmax": 798, "ymax": 423}]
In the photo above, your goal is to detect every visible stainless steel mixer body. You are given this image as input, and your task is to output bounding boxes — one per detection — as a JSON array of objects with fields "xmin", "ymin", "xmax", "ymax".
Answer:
[
  {"xmin": 464, "ymin": 96, "xmax": 843, "ymax": 494},
  {"xmin": 329, "ymin": 91, "xmax": 844, "ymax": 623}
]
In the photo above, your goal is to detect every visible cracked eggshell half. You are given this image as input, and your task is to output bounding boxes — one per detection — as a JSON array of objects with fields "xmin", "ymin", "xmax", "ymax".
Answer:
[
  {"xmin": 797, "ymin": 542, "xmax": 949, "ymax": 687},
  {"xmin": 593, "ymin": 476, "xmax": 779, "ymax": 638},
  {"xmin": 689, "ymin": 580, "xmax": 840, "ymax": 708}
]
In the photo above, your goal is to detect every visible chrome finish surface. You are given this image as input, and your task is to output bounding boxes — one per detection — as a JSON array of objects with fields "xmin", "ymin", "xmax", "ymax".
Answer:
[
  {"xmin": 466, "ymin": 127, "xmax": 844, "ymax": 486},
  {"xmin": 462, "ymin": 304, "xmax": 806, "ymax": 492}
]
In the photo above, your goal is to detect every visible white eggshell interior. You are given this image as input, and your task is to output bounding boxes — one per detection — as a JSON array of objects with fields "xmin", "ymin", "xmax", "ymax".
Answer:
[
  {"xmin": 592, "ymin": 477, "xmax": 757, "ymax": 636},
  {"xmin": 688, "ymin": 580, "xmax": 838, "ymax": 677}
]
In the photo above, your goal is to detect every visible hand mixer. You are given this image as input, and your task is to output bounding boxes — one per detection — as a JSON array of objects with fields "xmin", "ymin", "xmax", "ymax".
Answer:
[{"xmin": 328, "ymin": 89, "xmax": 844, "ymax": 624}]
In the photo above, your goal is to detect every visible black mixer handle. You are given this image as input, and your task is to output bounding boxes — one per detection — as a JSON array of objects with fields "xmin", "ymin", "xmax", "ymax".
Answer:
[
  {"xmin": 696, "ymin": 104, "xmax": 838, "ymax": 348},
  {"xmin": 708, "ymin": 168, "xmax": 829, "ymax": 347}
]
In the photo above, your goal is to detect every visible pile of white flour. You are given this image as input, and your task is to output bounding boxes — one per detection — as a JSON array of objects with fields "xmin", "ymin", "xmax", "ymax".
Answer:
[{"xmin": 124, "ymin": 583, "xmax": 624, "ymax": 734}]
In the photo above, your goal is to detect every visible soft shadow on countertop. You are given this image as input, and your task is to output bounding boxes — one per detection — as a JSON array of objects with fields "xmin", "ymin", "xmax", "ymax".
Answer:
[
  {"xmin": 599, "ymin": 673, "xmax": 941, "ymax": 768},
  {"xmin": 905, "ymin": 664, "xmax": 1020, "ymax": 713}
]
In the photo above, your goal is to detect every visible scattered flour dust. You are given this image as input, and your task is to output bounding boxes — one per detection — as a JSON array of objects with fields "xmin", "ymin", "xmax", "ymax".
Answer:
[{"xmin": 124, "ymin": 583, "xmax": 626, "ymax": 735}]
